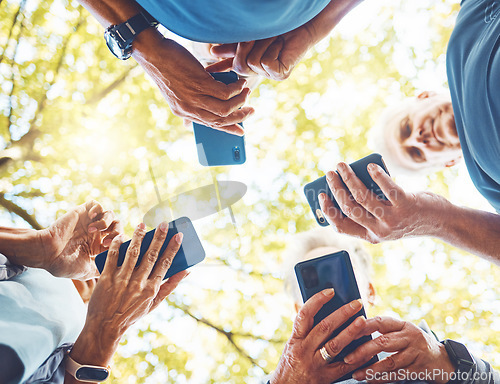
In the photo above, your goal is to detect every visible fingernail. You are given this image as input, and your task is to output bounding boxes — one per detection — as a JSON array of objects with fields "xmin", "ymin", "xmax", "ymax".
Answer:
[
  {"xmin": 175, "ymin": 232, "xmax": 184, "ymax": 244},
  {"xmin": 138, "ymin": 222, "xmax": 146, "ymax": 230},
  {"xmin": 350, "ymin": 299, "xmax": 363, "ymax": 310},
  {"xmin": 88, "ymin": 226, "xmax": 97, "ymax": 233},
  {"xmin": 368, "ymin": 163, "xmax": 378, "ymax": 172},
  {"xmin": 159, "ymin": 222, "xmax": 168, "ymax": 233},
  {"xmin": 344, "ymin": 355, "xmax": 353, "ymax": 364},
  {"xmin": 337, "ymin": 162, "xmax": 347, "ymax": 173},
  {"xmin": 326, "ymin": 171, "xmax": 335, "ymax": 182},
  {"xmin": 323, "ymin": 288, "xmax": 335, "ymax": 296},
  {"xmin": 352, "ymin": 372, "xmax": 363, "ymax": 381},
  {"xmin": 318, "ymin": 193, "xmax": 326, "ymax": 203},
  {"xmin": 90, "ymin": 212, "xmax": 98, "ymax": 220},
  {"xmin": 103, "ymin": 239, "xmax": 112, "ymax": 247}
]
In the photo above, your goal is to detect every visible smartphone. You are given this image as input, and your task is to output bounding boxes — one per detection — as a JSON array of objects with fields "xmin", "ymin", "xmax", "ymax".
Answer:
[
  {"xmin": 295, "ymin": 251, "xmax": 378, "ymax": 381},
  {"xmin": 95, "ymin": 217, "xmax": 205, "ymax": 279},
  {"xmin": 303, "ymin": 153, "xmax": 390, "ymax": 226},
  {"xmin": 193, "ymin": 71, "xmax": 246, "ymax": 167}
]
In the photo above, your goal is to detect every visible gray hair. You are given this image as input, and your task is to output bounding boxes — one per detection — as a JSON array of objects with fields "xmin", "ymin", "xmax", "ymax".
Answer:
[{"xmin": 283, "ymin": 228, "xmax": 372, "ymax": 305}]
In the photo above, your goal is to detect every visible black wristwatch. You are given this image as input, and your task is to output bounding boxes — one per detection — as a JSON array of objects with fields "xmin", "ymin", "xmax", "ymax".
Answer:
[
  {"xmin": 442, "ymin": 339, "xmax": 476, "ymax": 384},
  {"xmin": 104, "ymin": 12, "xmax": 159, "ymax": 60}
]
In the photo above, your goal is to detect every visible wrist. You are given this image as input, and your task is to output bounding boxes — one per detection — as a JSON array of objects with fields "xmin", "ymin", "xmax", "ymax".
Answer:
[
  {"xmin": 0, "ymin": 227, "xmax": 42, "ymax": 267},
  {"xmin": 432, "ymin": 343, "xmax": 457, "ymax": 384},
  {"xmin": 414, "ymin": 192, "xmax": 451, "ymax": 238},
  {"xmin": 71, "ymin": 324, "xmax": 122, "ymax": 367}
]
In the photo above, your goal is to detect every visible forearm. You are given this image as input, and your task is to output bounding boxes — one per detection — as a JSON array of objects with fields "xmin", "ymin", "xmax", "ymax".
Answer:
[
  {"xmin": 307, "ymin": 0, "xmax": 365, "ymax": 43},
  {"xmin": 424, "ymin": 198, "xmax": 500, "ymax": 265},
  {"xmin": 0, "ymin": 227, "xmax": 42, "ymax": 267}
]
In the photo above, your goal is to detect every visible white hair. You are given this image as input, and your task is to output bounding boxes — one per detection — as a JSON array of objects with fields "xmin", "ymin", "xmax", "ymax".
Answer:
[{"xmin": 283, "ymin": 228, "xmax": 372, "ymax": 305}]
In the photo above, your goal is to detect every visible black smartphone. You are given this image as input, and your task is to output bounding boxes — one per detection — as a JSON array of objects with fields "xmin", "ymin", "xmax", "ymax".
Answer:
[
  {"xmin": 192, "ymin": 71, "xmax": 246, "ymax": 167},
  {"xmin": 95, "ymin": 217, "xmax": 205, "ymax": 279},
  {"xmin": 303, "ymin": 153, "xmax": 390, "ymax": 226},
  {"xmin": 295, "ymin": 251, "xmax": 378, "ymax": 382}
]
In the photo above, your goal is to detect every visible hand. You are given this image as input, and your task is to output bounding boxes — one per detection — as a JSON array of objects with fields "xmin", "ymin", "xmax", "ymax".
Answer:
[
  {"xmin": 270, "ymin": 289, "xmax": 368, "ymax": 384},
  {"xmin": 345, "ymin": 317, "xmax": 455, "ymax": 384},
  {"xmin": 133, "ymin": 29, "xmax": 254, "ymax": 136},
  {"xmin": 70, "ymin": 222, "xmax": 188, "ymax": 366},
  {"xmin": 37, "ymin": 200, "xmax": 122, "ymax": 280},
  {"xmin": 318, "ymin": 162, "xmax": 448, "ymax": 244},
  {"xmin": 210, "ymin": 23, "xmax": 316, "ymax": 81}
]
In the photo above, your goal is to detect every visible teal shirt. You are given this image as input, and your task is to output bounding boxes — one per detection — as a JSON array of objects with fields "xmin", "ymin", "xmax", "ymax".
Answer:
[
  {"xmin": 447, "ymin": 0, "xmax": 500, "ymax": 212},
  {"xmin": 135, "ymin": 0, "xmax": 331, "ymax": 43},
  {"xmin": 0, "ymin": 268, "xmax": 86, "ymax": 382}
]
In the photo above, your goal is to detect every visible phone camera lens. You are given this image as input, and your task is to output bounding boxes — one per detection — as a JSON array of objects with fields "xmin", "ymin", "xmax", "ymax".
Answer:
[{"xmin": 233, "ymin": 147, "xmax": 241, "ymax": 161}]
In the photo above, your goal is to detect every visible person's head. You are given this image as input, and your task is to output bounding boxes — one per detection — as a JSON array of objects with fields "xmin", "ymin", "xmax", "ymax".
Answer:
[
  {"xmin": 370, "ymin": 91, "xmax": 462, "ymax": 174},
  {"xmin": 284, "ymin": 228, "xmax": 376, "ymax": 313}
]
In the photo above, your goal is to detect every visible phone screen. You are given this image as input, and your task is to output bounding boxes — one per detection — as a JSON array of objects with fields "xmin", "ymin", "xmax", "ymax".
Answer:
[
  {"xmin": 95, "ymin": 217, "xmax": 205, "ymax": 279},
  {"xmin": 295, "ymin": 251, "xmax": 378, "ymax": 381}
]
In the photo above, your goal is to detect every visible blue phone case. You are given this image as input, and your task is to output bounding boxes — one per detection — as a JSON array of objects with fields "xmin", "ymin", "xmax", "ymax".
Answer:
[
  {"xmin": 95, "ymin": 217, "xmax": 205, "ymax": 279},
  {"xmin": 303, "ymin": 153, "xmax": 390, "ymax": 226},
  {"xmin": 193, "ymin": 71, "xmax": 246, "ymax": 167},
  {"xmin": 295, "ymin": 251, "xmax": 378, "ymax": 381}
]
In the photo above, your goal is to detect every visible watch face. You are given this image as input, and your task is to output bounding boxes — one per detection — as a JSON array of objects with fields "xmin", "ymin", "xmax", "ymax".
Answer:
[
  {"xmin": 105, "ymin": 31, "xmax": 125, "ymax": 59},
  {"xmin": 76, "ymin": 366, "xmax": 109, "ymax": 381}
]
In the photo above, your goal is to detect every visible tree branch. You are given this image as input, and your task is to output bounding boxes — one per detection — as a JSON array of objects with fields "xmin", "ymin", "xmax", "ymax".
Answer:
[
  {"xmin": 0, "ymin": 0, "xmax": 26, "ymax": 66},
  {"xmin": 0, "ymin": 193, "xmax": 43, "ymax": 229},
  {"xmin": 29, "ymin": 11, "xmax": 85, "ymax": 132},
  {"xmin": 6, "ymin": 2, "xmax": 27, "ymax": 141},
  {"xmin": 85, "ymin": 64, "xmax": 139, "ymax": 105},
  {"xmin": 168, "ymin": 300, "xmax": 272, "ymax": 374}
]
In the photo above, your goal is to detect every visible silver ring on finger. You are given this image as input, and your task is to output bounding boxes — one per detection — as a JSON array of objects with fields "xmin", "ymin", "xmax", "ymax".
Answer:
[{"xmin": 320, "ymin": 346, "xmax": 333, "ymax": 363}]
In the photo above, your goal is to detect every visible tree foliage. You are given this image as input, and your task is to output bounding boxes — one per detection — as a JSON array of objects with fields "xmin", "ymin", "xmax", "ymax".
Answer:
[{"xmin": 0, "ymin": 0, "xmax": 499, "ymax": 382}]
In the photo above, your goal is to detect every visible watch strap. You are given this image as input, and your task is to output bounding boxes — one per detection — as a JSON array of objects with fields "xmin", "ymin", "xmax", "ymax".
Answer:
[
  {"xmin": 65, "ymin": 353, "xmax": 110, "ymax": 383},
  {"xmin": 442, "ymin": 339, "xmax": 475, "ymax": 384},
  {"xmin": 111, "ymin": 12, "xmax": 158, "ymax": 47}
]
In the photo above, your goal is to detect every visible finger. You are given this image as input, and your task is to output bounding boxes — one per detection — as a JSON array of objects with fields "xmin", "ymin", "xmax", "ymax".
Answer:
[
  {"xmin": 352, "ymin": 350, "xmax": 417, "ymax": 383},
  {"xmin": 210, "ymin": 43, "xmax": 238, "ymax": 58},
  {"xmin": 88, "ymin": 210, "xmax": 115, "ymax": 233},
  {"xmin": 367, "ymin": 163, "xmax": 405, "ymax": 206},
  {"xmin": 148, "ymin": 232, "xmax": 183, "ymax": 284},
  {"xmin": 336, "ymin": 163, "xmax": 387, "ymax": 219},
  {"xmin": 204, "ymin": 77, "xmax": 249, "ymax": 101},
  {"xmin": 101, "ymin": 234, "xmax": 125, "ymax": 276},
  {"xmin": 201, "ymin": 86, "xmax": 251, "ymax": 118},
  {"xmin": 246, "ymin": 37, "xmax": 279, "ymax": 77},
  {"xmin": 291, "ymin": 288, "xmax": 336, "ymax": 340},
  {"xmin": 102, "ymin": 220, "xmax": 124, "ymax": 247},
  {"xmin": 205, "ymin": 58, "xmax": 234, "ymax": 73},
  {"xmin": 232, "ymin": 41, "xmax": 257, "ymax": 76},
  {"xmin": 86, "ymin": 200, "xmax": 103, "ymax": 220},
  {"xmin": 189, "ymin": 105, "xmax": 254, "ymax": 135},
  {"xmin": 327, "ymin": 170, "xmax": 380, "ymax": 228},
  {"xmin": 316, "ymin": 316, "xmax": 368, "ymax": 365},
  {"xmin": 134, "ymin": 222, "xmax": 170, "ymax": 280},
  {"xmin": 119, "ymin": 223, "xmax": 147, "ymax": 280},
  {"xmin": 307, "ymin": 299, "xmax": 363, "ymax": 351},
  {"xmin": 319, "ymin": 193, "xmax": 373, "ymax": 241},
  {"xmin": 261, "ymin": 38, "xmax": 287, "ymax": 80},
  {"xmin": 344, "ymin": 333, "xmax": 410, "ymax": 366},
  {"xmin": 150, "ymin": 270, "xmax": 189, "ymax": 311}
]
